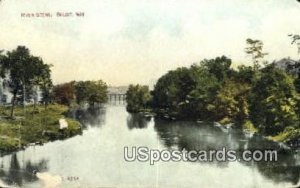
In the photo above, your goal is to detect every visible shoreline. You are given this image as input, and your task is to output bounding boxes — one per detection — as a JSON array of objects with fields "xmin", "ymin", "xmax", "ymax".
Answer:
[
  {"xmin": 136, "ymin": 109, "xmax": 300, "ymax": 150},
  {"xmin": 0, "ymin": 104, "xmax": 82, "ymax": 154}
]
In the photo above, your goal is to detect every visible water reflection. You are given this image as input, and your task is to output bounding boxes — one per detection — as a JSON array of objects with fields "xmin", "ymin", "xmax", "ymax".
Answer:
[
  {"xmin": 255, "ymin": 153, "xmax": 300, "ymax": 185},
  {"xmin": 0, "ymin": 106, "xmax": 299, "ymax": 187},
  {"xmin": 154, "ymin": 120, "xmax": 230, "ymax": 150},
  {"xmin": 0, "ymin": 153, "xmax": 48, "ymax": 187},
  {"xmin": 153, "ymin": 119, "xmax": 300, "ymax": 185},
  {"xmin": 127, "ymin": 113, "xmax": 151, "ymax": 129},
  {"xmin": 68, "ymin": 106, "xmax": 106, "ymax": 128}
]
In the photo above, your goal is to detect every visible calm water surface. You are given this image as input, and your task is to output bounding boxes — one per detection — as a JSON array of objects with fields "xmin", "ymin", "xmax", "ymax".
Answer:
[{"xmin": 0, "ymin": 105, "xmax": 300, "ymax": 188}]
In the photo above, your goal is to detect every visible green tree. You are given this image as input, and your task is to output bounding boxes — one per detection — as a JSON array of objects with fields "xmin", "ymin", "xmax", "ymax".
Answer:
[
  {"xmin": 28, "ymin": 57, "xmax": 53, "ymax": 109},
  {"xmin": 0, "ymin": 50, "xmax": 6, "ymax": 78},
  {"xmin": 245, "ymin": 38, "xmax": 268, "ymax": 70},
  {"xmin": 185, "ymin": 64, "xmax": 220, "ymax": 119},
  {"xmin": 212, "ymin": 80, "xmax": 251, "ymax": 124},
  {"xmin": 201, "ymin": 56, "xmax": 233, "ymax": 82},
  {"xmin": 234, "ymin": 65, "xmax": 256, "ymax": 84},
  {"xmin": 151, "ymin": 56, "xmax": 232, "ymax": 119},
  {"xmin": 288, "ymin": 34, "xmax": 300, "ymax": 93},
  {"xmin": 86, "ymin": 80, "xmax": 108, "ymax": 106},
  {"xmin": 126, "ymin": 84, "xmax": 151, "ymax": 113},
  {"xmin": 38, "ymin": 63, "xmax": 53, "ymax": 109},
  {"xmin": 288, "ymin": 34, "xmax": 300, "ymax": 54},
  {"xmin": 249, "ymin": 66, "xmax": 300, "ymax": 135},
  {"xmin": 1, "ymin": 46, "xmax": 52, "ymax": 117},
  {"xmin": 74, "ymin": 80, "xmax": 108, "ymax": 106},
  {"xmin": 152, "ymin": 68, "xmax": 192, "ymax": 109},
  {"xmin": 295, "ymin": 78, "xmax": 300, "ymax": 93},
  {"xmin": 74, "ymin": 81, "xmax": 89, "ymax": 105}
]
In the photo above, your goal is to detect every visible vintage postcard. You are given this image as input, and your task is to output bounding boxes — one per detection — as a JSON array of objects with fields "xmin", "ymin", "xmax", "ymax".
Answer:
[{"xmin": 0, "ymin": 0, "xmax": 300, "ymax": 187}]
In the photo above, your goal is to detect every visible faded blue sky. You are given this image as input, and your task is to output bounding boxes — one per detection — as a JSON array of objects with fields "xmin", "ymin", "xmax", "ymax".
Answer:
[{"xmin": 0, "ymin": 0, "xmax": 300, "ymax": 86}]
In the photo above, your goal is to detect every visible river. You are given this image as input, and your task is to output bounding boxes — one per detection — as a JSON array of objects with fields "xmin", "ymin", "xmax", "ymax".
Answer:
[{"xmin": 0, "ymin": 104, "xmax": 299, "ymax": 188}]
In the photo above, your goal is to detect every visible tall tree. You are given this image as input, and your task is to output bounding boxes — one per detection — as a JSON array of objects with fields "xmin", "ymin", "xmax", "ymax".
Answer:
[
  {"xmin": 249, "ymin": 66, "xmax": 299, "ymax": 135},
  {"xmin": 74, "ymin": 81, "xmax": 89, "ymax": 105},
  {"xmin": 37, "ymin": 62, "xmax": 53, "ymax": 109},
  {"xmin": 288, "ymin": 34, "xmax": 300, "ymax": 54},
  {"xmin": 1, "ymin": 46, "xmax": 50, "ymax": 117},
  {"xmin": 288, "ymin": 34, "xmax": 300, "ymax": 93},
  {"xmin": 0, "ymin": 50, "xmax": 5, "ymax": 78},
  {"xmin": 186, "ymin": 64, "xmax": 220, "ymax": 119},
  {"xmin": 245, "ymin": 38, "xmax": 268, "ymax": 70}
]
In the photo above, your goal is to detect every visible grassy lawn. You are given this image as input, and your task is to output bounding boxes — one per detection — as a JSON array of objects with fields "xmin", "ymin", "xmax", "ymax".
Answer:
[{"xmin": 0, "ymin": 104, "xmax": 82, "ymax": 152}]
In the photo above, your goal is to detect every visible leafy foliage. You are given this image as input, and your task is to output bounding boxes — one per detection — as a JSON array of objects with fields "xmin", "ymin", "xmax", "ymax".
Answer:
[
  {"xmin": 54, "ymin": 80, "xmax": 108, "ymax": 107},
  {"xmin": 126, "ymin": 84, "xmax": 151, "ymax": 113},
  {"xmin": 129, "ymin": 54, "xmax": 300, "ymax": 140},
  {"xmin": 0, "ymin": 46, "xmax": 52, "ymax": 117},
  {"xmin": 288, "ymin": 34, "xmax": 300, "ymax": 54},
  {"xmin": 151, "ymin": 56, "xmax": 233, "ymax": 119},
  {"xmin": 212, "ymin": 80, "xmax": 251, "ymax": 124},
  {"xmin": 249, "ymin": 66, "xmax": 300, "ymax": 135},
  {"xmin": 245, "ymin": 38, "xmax": 268, "ymax": 70},
  {"xmin": 53, "ymin": 82, "xmax": 76, "ymax": 106},
  {"xmin": 77, "ymin": 80, "xmax": 108, "ymax": 106}
]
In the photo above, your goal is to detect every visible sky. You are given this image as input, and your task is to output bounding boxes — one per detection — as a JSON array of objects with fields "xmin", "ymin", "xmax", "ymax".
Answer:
[{"xmin": 0, "ymin": 0, "xmax": 300, "ymax": 86}]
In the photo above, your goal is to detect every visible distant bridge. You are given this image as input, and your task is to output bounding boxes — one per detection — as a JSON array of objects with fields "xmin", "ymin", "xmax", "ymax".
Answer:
[{"xmin": 107, "ymin": 87, "xmax": 127, "ymax": 105}]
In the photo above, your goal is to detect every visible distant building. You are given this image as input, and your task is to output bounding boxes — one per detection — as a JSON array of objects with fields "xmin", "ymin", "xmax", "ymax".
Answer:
[
  {"xmin": 273, "ymin": 58, "xmax": 300, "ymax": 77},
  {"xmin": 0, "ymin": 75, "xmax": 43, "ymax": 105},
  {"xmin": 0, "ymin": 77, "xmax": 13, "ymax": 105}
]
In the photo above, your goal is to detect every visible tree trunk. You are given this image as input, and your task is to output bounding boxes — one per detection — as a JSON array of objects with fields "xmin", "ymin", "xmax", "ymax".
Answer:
[
  {"xmin": 10, "ymin": 91, "xmax": 17, "ymax": 118},
  {"xmin": 44, "ymin": 99, "xmax": 48, "ymax": 110},
  {"xmin": 23, "ymin": 83, "xmax": 26, "ymax": 116},
  {"xmin": 33, "ymin": 85, "xmax": 38, "ymax": 110}
]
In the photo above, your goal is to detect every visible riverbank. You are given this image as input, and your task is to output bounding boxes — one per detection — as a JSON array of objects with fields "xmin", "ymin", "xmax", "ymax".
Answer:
[
  {"xmin": 136, "ymin": 109, "xmax": 300, "ymax": 149},
  {"xmin": 0, "ymin": 104, "xmax": 82, "ymax": 153}
]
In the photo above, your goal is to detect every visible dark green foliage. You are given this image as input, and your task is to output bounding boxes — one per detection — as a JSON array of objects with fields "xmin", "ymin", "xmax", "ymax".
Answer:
[
  {"xmin": 249, "ymin": 66, "xmax": 300, "ymax": 135},
  {"xmin": 85, "ymin": 80, "xmax": 108, "ymax": 106},
  {"xmin": 201, "ymin": 56, "xmax": 233, "ymax": 82},
  {"xmin": 126, "ymin": 84, "xmax": 151, "ymax": 113},
  {"xmin": 0, "ymin": 50, "xmax": 6, "ymax": 78},
  {"xmin": 130, "ymin": 54, "xmax": 300, "ymax": 141},
  {"xmin": 183, "ymin": 65, "xmax": 220, "ymax": 119},
  {"xmin": 74, "ymin": 80, "xmax": 108, "ymax": 106},
  {"xmin": 54, "ymin": 80, "xmax": 108, "ymax": 107},
  {"xmin": 211, "ymin": 80, "xmax": 251, "ymax": 124},
  {"xmin": 234, "ymin": 65, "xmax": 256, "ymax": 84},
  {"xmin": 0, "ymin": 46, "xmax": 53, "ymax": 117},
  {"xmin": 295, "ymin": 77, "xmax": 300, "ymax": 93},
  {"xmin": 288, "ymin": 34, "xmax": 300, "ymax": 54},
  {"xmin": 151, "ymin": 56, "xmax": 233, "ymax": 119},
  {"xmin": 152, "ymin": 67, "xmax": 196, "ymax": 109},
  {"xmin": 74, "ymin": 81, "xmax": 90, "ymax": 105}
]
